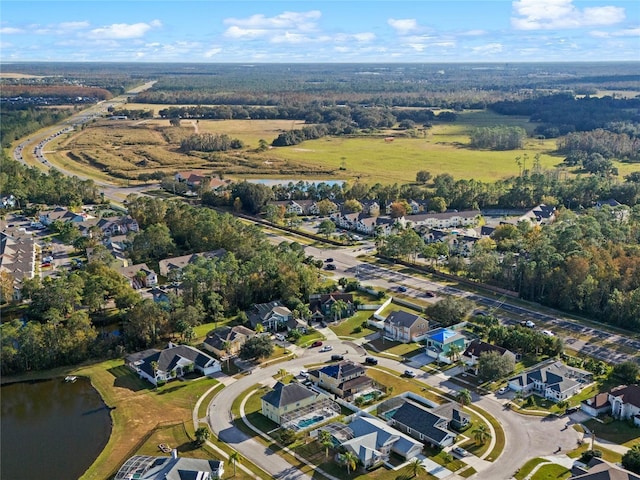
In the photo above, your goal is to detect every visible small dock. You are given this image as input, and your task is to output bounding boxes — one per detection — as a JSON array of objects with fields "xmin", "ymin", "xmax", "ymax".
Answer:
[{"xmin": 64, "ymin": 376, "xmax": 77, "ymax": 383}]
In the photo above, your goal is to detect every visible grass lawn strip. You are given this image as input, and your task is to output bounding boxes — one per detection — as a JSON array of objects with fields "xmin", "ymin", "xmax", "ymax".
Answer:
[
  {"xmin": 582, "ymin": 419, "xmax": 640, "ymax": 448},
  {"xmin": 514, "ymin": 457, "xmax": 548, "ymax": 480},
  {"xmin": 530, "ymin": 463, "xmax": 571, "ymax": 480}
]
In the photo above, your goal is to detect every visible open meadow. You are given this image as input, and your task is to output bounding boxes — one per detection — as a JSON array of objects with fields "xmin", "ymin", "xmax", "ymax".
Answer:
[{"xmin": 31, "ymin": 106, "xmax": 639, "ymax": 185}]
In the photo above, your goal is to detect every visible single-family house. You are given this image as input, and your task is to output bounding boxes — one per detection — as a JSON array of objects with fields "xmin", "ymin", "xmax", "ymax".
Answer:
[
  {"xmin": 425, "ymin": 328, "xmax": 468, "ymax": 364},
  {"xmin": 308, "ymin": 360, "xmax": 373, "ymax": 399},
  {"xmin": 383, "ymin": 311, "xmax": 430, "ymax": 343},
  {"xmin": 247, "ymin": 301, "xmax": 292, "ymax": 332},
  {"xmin": 118, "ymin": 263, "xmax": 158, "ymax": 289},
  {"xmin": 339, "ymin": 416, "xmax": 423, "ymax": 469},
  {"xmin": 158, "ymin": 249, "xmax": 226, "ymax": 277},
  {"xmin": 126, "ymin": 343, "xmax": 221, "ymax": 386},
  {"xmin": 581, "ymin": 385, "xmax": 640, "ymax": 426},
  {"xmin": 39, "ymin": 206, "xmax": 91, "ymax": 226},
  {"xmin": 261, "ymin": 381, "xmax": 331, "ymax": 425},
  {"xmin": 308, "ymin": 292, "xmax": 355, "ymax": 322},
  {"xmin": 462, "ymin": 340, "xmax": 517, "ymax": 375},
  {"xmin": 517, "ymin": 204, "xmax": 557, "ymax": 225},
  {"xmin": 389, "ymin": 401, "xmax": 459, "ymax": 448},
  {"xmin": 115, "ymin": 451, "xmax": 224, "ymax": 480},
  {"xmin": 508, "ymin": 360, "xmax": 592, "ymax": 402},
  {"xmin": 202, "ymin": 325, "xmax": 256, "ymax": 358},
  {"xmin": 569, "ymin": 458, "xmax": 640, "ymax": 480},
  {"xmin": 175, "ymin": 170, "xmax": 210, "ymax": 188}
]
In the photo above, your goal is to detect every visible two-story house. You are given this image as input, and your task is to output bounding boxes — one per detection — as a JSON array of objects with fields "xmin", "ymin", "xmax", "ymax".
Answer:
[
  {"xmin": 261, "ymin": 381, "xmax": 335, "ymax": 426},
  {"xmin": 383, "ymin": 311, "xmax": 430, "ymax": 343},
  {"xmin": 581, "ymin": 385, "xmax": 640, "ymax": 426},
  {"xmin": 118, "ymin": 263, "xmax": 158, "ymax": 289},
  {"xmin": 247, "ymin": 301, "xmax": 292, "ymax": 332},
  {"xmin": 425, "ymin": 328, "xmax": 469, "ymax": 364},
  {"xmin": 462, "ymin": 339, "xmax": 517, "ymax": 375},
  {"xmin": 202, "ymin": 325, "xmax": 256, "ymax": 358},
  {"xmin": 308, "ymin": 360, "xmax": 373, "ymax": 399},
  {"xmin": 308, "ymin": 292, "xmax": 355, "ymax": 322}
]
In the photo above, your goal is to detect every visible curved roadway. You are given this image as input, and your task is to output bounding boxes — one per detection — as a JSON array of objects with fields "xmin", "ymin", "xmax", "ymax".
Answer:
[{"xmin": 206, "ymin": 332, "xmax": 582, "ymax": 480}]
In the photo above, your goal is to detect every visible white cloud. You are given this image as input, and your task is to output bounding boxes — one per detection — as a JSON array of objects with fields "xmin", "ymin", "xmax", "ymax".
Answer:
[
  {"xmin": 224, "ymin": 26, "xmax": 269, "ymax": 39},
  {"xmin": 88, "ymin": 21, "xmax": 160, "ymax": 39},
  {"xmin": 204, "ymin": 47, "xmax": 222, "ymax": 58},
  {"xmin": 512, "ymin": 0, "xmax": 625, "ymax": 30},
  {"xmin": 472, "ymin": 43, "xmax": 504, "ymax": 54},
  {"xmin": 460, "ymin": 30, "xmax": 487, "ymax": 36},
  {"xmin": 59, "ymin": 21, "xmax": 90, "ymax": 30},
  {"xmin": 0, "ymin": 27, "xmax": 23, "ymax": 34},
  {"xmin": 224, "ymin": 10, "xmax": 321, "ymax": 32},
  {"xmin": 352, "ymin": 32, "xmax": 375, "ymax": 42},
  {"xmin": 388, "ymin": 18, "xmax": 418, "ymax": 35},
  {"xmin": 590, "ymin": 27, "xmax": 640, "ymax": 38}
]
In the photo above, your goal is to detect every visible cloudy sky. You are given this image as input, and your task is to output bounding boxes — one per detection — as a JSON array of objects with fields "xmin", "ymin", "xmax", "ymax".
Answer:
[{"xmin": 1, "ymin": 0, "xmax": 639, "ymax": 62}]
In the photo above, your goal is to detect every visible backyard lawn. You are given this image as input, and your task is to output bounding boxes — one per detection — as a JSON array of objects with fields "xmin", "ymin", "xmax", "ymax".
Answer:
[
  {"xmin": 330, "ymin": 310, "xmax": 376, "ymax": 338},
  {"xmin": 583, "ymin": 419, "xmax": 640, "ymax": 448}
]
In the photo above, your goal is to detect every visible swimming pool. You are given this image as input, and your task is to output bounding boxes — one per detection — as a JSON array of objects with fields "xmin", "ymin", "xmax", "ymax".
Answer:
[{"xmin": 298, "ymin": 415, "xmax": 324, "ymax": 429}]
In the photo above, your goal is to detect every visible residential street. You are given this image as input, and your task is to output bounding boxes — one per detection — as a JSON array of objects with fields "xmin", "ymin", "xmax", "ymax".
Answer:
[{"xmin": 204, "ymin": 333, "xmax": 588, "ymax": 480}]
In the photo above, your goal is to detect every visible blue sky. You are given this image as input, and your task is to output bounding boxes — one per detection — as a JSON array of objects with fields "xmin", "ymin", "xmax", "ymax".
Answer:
[{"xmin": 1, "ymin": 0, "xmax": 639, "ymax": 62}]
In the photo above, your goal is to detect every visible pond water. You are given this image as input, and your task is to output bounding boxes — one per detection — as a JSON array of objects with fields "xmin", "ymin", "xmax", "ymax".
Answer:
[{"xmin": 1, "ymin": 377, "xmax": 112, "ymax": 480}]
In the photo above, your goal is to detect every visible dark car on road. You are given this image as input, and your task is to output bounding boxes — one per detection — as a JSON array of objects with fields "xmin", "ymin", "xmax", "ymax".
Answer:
[
  {"xmin": 365, "ymin": 357, "xmax": 378, "ymax": 365},
  {"xmin": 325, "ymin": 263, "xmax": 336, "ymax": 270},
  {"xmin": 331, "ymin": 354, "xmax": 344, "ymax": 361},
  {"xmin": 325, "ymin": 258, "xmax": 334, "ymax": 263}
]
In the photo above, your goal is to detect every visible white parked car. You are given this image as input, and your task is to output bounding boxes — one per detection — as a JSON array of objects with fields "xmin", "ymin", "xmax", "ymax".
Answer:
[
  {"xmin": 497, "ymin": 386, "xmax": 508, "ymax": 394},
  {"xmin": 542, "ymin": 330, "xmax": 555, "ymax": 336},
  {"xmin": 319, "ymin": 345, "xmax": 333, "ymax": 352}
]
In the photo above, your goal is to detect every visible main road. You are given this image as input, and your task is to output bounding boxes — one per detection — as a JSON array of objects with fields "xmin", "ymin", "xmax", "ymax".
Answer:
[{"xmin": 206, "ymin": 332, "xmax": 582, "ymax": 480}]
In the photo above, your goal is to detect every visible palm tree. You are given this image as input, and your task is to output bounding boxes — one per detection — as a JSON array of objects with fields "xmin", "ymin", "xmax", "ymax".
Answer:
[
  {"xmin": 228, "ymin": 451, "xmax": 242, "ymax": 476},
  {"xmin": 473, "ymin": 424, "xmax": 491, "ymax": 445},
  {"xmin": 222, "ymin": 340, "xmax": 232, "ymax": 369},
  {"xmin": 318, "ymin": 430, "xmax": 333, "ymax": 459},
  {"xmin": 340, "ymin": 451, "xmax": 358, "ymax": 475},
  {"xmin": 406, "ymin": 457, "xmax": 425, "ymax": 478},
  {"xmin": 446, "ymin": 343, "xmax": 462, "ymax": 364},
  {"xmin": 330, "ymin": 299, "xmax": 349, "ymax": 321},
  {"xmin": 456, "ymin": 388, "xmax": 472, "ymax": 407},
  {"xmin": 194, "ymin": 426, "xmax": 210, "ymax": 445}
]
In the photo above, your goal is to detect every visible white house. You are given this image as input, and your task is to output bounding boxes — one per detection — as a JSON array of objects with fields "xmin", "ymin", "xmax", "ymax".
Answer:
[
  {"xmin": 508, "ymin": 360, "xmax": 592, "ymax": 402},
  {"xmin": 126, "ymin": 343, "xmax": 221, "ymax": 386},
  {"xmin": 581, "ymin": 385, "xmax": 640, "ymax": 426}
]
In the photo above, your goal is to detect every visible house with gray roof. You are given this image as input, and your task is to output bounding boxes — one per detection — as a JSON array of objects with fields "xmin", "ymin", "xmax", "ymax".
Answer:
[
  {"xmin": 389, "ymin": 400, "xmax": 459, "ymax": 448},
  {"xmin": 158, "ymin": 249, "xmax": 226, "ymax": 277},
  {"xmin": 383, "ymin": 310, "xmax": 430, "ymax": 343},
  {"xmin": 246, "ymin": 300, "xmax": 292, "ymax": 332},
  {"xmin": 115, "ymin": 451, "xmax": 224, "ymax": 480},
  {"xmin": 0, "ymin": 231, "xmax": 36, "ymax": 302},
  {"xmin": 339, "ymin": 416, "xmax": 423, "ymax": 469},
  {"xmin": 126, "ymin": 343, "xmax": 221, "ymax": 386},
  {"xmin": 569, "ymin": 458, "xmax": 640, "ymax": 480},
  {"xmin": 261, "ymin": 381, "xmax": 328, "ymax": 425},
  {"xmin": 462, "ymin": 339, "xmax": 517, "ymax": 375},
  {"xmin": 118, "ymin": 263, "xmax": 158, "ymax": 289},
  {"xmin": 308, "ymin": 360, "xmax": 373, "ymax": 399},
  {"xmin": 508, "ymin": 360, "xmax": 592, "ymax": 402},
  {"xmin": 202, "ymin": 325, "xmax": 256, "ymax": 359}
]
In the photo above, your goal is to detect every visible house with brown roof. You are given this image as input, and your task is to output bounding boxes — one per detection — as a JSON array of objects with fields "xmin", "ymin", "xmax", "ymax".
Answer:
[
  {"xmin": 308, "ymin": 292, "xmax": 355, "ymax": 322},
  {"xmin": 118, "ymin": 263, "xmax": 158, "ymax": 289},
  {"xmin": 202, "ymin": 325, "xmax": 255, "ymax": 358},
  {"xmin": 383, "ymin": 310, "xmax": 430, "ymax": 343},
  {"xmin": 462, "ymin": 339, "xmax": 517, "ymax": 374},
  {"xmin": 581, "ymin": 385, "xmax": 640, "ymax": 426}
]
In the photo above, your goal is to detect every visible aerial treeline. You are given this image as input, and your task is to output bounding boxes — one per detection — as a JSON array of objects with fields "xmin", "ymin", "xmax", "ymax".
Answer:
[
  {"xmin": 0, "ymin": 105, "xmax": 73, "ymax": 148},
  {"xmin": 272, "ymin": 125, "xmax": 330, "ymax": 147},
  {"xmin": 487, "ymin": 324, "xmax": 564, "ymax": 357},
  {"xmin": 180, "ymin": 133, "xmax": 244, "ymax": 152},
  {"xmin": 0, "ymin": 155, "xmax": 101, "ymax": 206},
  {"xmin": 490, "ymin": 93, "xmax": 640, "ymax": 137},
  {"xmin": 461, "ymin": 207, "xmax": 640, "ymax": 330},
  {"xmin": 0, "ymin": 85, "xmax": 113, "ymax": 101},
  {"xmin": 557, "ymin": 128, "xmax": 640, "ymax": 162},
  {"xmin": 470, "ymin": 126, "xmax": 527, "ymax": 150},
  {"xmin": 108, "ymin": 107, "xmax": 154, "ymax": 120}
]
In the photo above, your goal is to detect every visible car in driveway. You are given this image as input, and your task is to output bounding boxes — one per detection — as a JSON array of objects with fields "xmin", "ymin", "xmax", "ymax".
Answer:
[
  {"xmin": 310, "ymin": 341, "xmax": 323, "ymax": 348},
  {"xmin": 565, "ymin": 406, "xmax": 580, "ymax": 415},
  {"xmin": 404, "ymin": 370, "xmax": 416, "ymax": 378},
  {"xmin": 364, "ymin": 357, "xmax": 378, "ymax": 365},
  {"xmin": 319, "ymin": 345, "xmax": 333, "ymax": 352},
  {"xmin": 497, "ymin": 386, "xmax": 508, "ymax": 395},
  {"xmin": 452, "ymin": 446, "xmax": 467, "ymax": 457},
  {"xmin": 330, "ymin": 354, "xmax": 344, "ymax": 361}
]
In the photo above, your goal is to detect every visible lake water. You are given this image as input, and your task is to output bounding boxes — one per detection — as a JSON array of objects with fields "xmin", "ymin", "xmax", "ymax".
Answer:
[{"xmin": 1, "ymin": 377, "xmax": 112, "ymax": 480}]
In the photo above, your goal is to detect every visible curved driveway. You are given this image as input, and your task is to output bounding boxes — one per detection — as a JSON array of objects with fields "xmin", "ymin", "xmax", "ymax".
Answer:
[{"xmin": 206, "ymin": 334, "xmax": 581, "ymax": 480}]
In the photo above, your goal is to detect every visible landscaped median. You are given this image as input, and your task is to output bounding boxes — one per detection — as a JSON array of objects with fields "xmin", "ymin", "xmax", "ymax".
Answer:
[{"xmin": 227, "ymin": 364, "xmax": 506, "ymax": 480}]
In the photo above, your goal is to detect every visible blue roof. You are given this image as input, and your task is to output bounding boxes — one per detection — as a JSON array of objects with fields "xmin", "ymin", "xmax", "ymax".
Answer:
[{"xmin": 429, "ymin": 328, "xmax": 457, "ymax": 343}]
